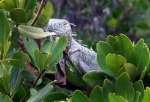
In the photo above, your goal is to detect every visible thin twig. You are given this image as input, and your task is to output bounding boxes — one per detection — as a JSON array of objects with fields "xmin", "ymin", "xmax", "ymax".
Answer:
[
  {"xmin": 31, "ymin": 0, "xmax": 46, "ymax": 48},
  {"xmin": 30, "ymin": 0, "xmax": 46, "ymax": 26},
  {"xmin": 20, "ymin": 70, "xmax": 45, "ymax": 102}
]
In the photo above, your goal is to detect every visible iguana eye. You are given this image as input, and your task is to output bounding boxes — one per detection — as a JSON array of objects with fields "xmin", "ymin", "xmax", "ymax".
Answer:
[
  {"xmin": 53, "ymin": 23, "xmax": 56, "ymax": 27},
  {"xmin": 63, "ymin": 22, "xmax": 67, "ymax": 27}
]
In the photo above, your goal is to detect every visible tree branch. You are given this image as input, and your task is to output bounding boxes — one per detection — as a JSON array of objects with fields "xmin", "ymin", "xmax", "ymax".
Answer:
[{"xmin": 30, "ymin": 0, "xmax": 46, "ymax": 26}]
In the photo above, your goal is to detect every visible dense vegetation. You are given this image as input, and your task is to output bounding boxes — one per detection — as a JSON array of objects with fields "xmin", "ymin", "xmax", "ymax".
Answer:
[{"xmin": 0, "ymin": 0, "xmax": 150, "ymax": 102}]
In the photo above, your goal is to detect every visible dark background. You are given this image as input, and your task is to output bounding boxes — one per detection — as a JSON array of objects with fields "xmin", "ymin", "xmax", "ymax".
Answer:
[{"xmin": 39, "ymin": 0, "xmax": 150, "ymax": 50}]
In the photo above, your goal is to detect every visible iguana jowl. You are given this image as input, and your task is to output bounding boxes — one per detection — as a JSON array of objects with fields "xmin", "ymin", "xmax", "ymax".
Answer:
[{"xmin": 47, "ymin": 19, "xmax": 101, "ymax": 73}]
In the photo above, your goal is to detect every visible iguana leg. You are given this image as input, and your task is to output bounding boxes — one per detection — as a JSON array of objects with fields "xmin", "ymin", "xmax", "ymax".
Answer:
[{"xmin": 78, "ymin": 59, "xmax": 92, "ymax": 74}]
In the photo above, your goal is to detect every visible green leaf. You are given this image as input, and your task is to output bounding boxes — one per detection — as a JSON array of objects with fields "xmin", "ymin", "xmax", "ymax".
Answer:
[
  {"xmin": 40, "ymin": 36, "xmax": 67, "ymax": 66},
  {"xmin": 0, "ymin": 9, "xmax": 11, "ymax": 59},
  {"xmin": 24, "ymin": 0, "xmax": 36, "ymax": 21},
  {"xmin": 22, "ymin": 36, "xmax": 38, "ymax": 65},
  {"xmin": 26, "ymin": 84, "xmax": 53, "ymax": 102},
  {"xmin": 18, "ymin": 25, "xmax": 56, "ymax": 39},
  {"xmin": 0, "ymin": 0, "xmax": 15, "ymax": 10},
  {"xmin": 115, "ymin": 73, "xmax": 135, "ymax": 102},
  {"xmin": 13, "ymin": 84, "xmax": 28, "ymax": 102},
  {"xmin": 20, "ymin": 69, "xmax": 35, "ymax": 80},
  {"xmin": 143, "ymin": 87, "xmax": 150, "ymax": 102},
  {"xmin": 96, "ymin": 41, "xmax": 115, "ymax": 76},
  {"xmin": 35, "ymin": 78, "xmax": 42, "ymax": 86},
  {"xmin": 106, "ymin": 53, "xmax": 126, "ymax": 75},
  {"xmin": 3, "ymin": 51, "xmax": 30, "ymax": 67},
  {"xmin": 117, "ymin": 63, "xmax": 137, "ymax": 81},
  {"xmin": 71, "ymin": 90, "xmax": 89, "ymax": 102},
  {"xmin": 36, "ymin": 1, "xmax": 54, "ymax": 26},
  {"xmin": 0, "ymin": 64, "xmax": 5, "ymax": 78},
  {"xmin": 44, "ymin": 92, "xmax": 69, "ymax": 102},
  {"xmin": 25, "ymin": 0, "xmax": 36, "ymax": 12},
  {"xmin": 18, "ymin": 0, "xmax": 25, "ymax": 8},
  {"xmin": 0, "ymin": 95, "xmax": 12, "ymax": 102},
  {"xmin": 90, "ymin": 85, "xmax": 104, "ymax": 102},
  {"xmin": 134, "ymin": 91, "xmax": 141, "ymax": 102},
  {"xmin": 4, "ymin": 95, "xmax": 12, "ymax": 102},
  {"xmin": 30, "ymin": 88, "xmax": 37, "ymax": 96},
  {"xmin": 10, "ymin": 8, "xmax": 27, "ymax": 23},
  {"xmin": 34, "ymin": 49, "xmax": 46, "ymax": 71},
  {"xmin": 134, "ymin": 39, "xmax": 149, "ymax": 74},
  {"xmin": 0, "ymin": 95, "xmax": 5, "ymax": 102},
  {"xmin": 106, "ymin": 34, "xmax": 134, "ymax": 63},
  {"xmin": 108, "ymin": 93, "xmax": 127, "ymax": 102},
  {"xmin": 46, "ymin": 64, "xmax": 57, "ymax": 74},
  {"xmin": 103, "ymin": 79, "xmax": 115, "ymax": 102},
  {"xmin": 133, "ymin": 80, "xmax": 144, "ymax": 102},
  {"xmin": 0, "ymin": 75, "xmax": 10, "ymax": 94},
  {"xmin": 83, "ymin": 71, "xmax": 110, "ymax": 87},
  {"xmin": 0, "ymin": 63, "xmax": 12, "ymax": 77},
  {"xmin": 10, "ymin": 67, "xmax": 24, "ymax": 97},
  {"xmin": 65, "ymin": 61, "xmax": 87, "ymax": 88}
]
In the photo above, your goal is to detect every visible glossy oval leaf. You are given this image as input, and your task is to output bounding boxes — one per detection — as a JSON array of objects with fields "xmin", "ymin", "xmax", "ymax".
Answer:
[
  {"xmin": 36, "ymin": 1, "xmax": 54, "ymax": 26},
  {"xmin": 0, "ymin": 9, "xmax": 11, "ymax": 59},
  {"xmin": 143, "ymin": 87, "xmax": 150, "ymax": 102},
  {"xmin": 71, "ymin": 90, "xmax": 89, "ymax": 102},
  {"xmin": 134, "ymin": 39, "xmax": 149, "ymax": 74},
  {"xmin": 65, "ymin": 61, "xmax": 87, "ymax": 88},
  {"xmin": 106, "ymin": 53, "xmax": 126, "ymax": 75},
  {"xmin": 4, "ymin": 95, "xmax": 13, "ymax": 102},
  {"xmin": 115, "ymin": 73, "xmax": 135, "ymax": 102},
  {"xmin": 30, "ymin": 88, "xmax": 37, "ymax": 96},
  {"xmin": 20, "ymin": 69, "xmax": 36, "ymax": 80},
  {"xmin": 90, "ymin": 85, "xmax": 104, "ymax": 102},
  {"xmin": 108, "ymin": 93, "xmax": 127, "ymax": 102},
  {"xmin": 0, "ymin": 64, "xmax": 4, "ymax": 78},
  {"xmin": 40, "ymin": 36, "xmax": 67, "ymax": 66},
  {"xmin": 44, "ymin": 92, "xmax": 68, "ymax": 102},
  {"xmin": 21, "ymin": 37, "xmax": 38, "ymax": 66},
  {"xmin": 13, "ymin": 84, "xmax": 28, "ymax": 102},
  {"xmin": 25, "ymin": 0, "xmax": 36, "ymax": 12},
  {"xmin": 34, "ymin": 49, "xmax": 46, "ymax": 71},
  {"xmin": 106, "ymin": 34, "xmax": 134, "ymax": 63},
  {"xmin": 0, "ymin": 95, "xmax": 13, "ymax": 102},
  {"xmin": 83, "ymin": 71, "xmax": 111, "ymax": 87},
  {"xmin": 133, "ymin": 80, "xmax": 144, "ymax": 102},
  {"xmin": 2, "ymin": 51, "xmax": 30, "ymax": 68},
  {"xmin": 10, "ymin": 8, "xmax": 27, "ymax": 23},
  {"xmin": 18, "ymin": 25, "xmax": 56, "ymax": 39},
  {"xmin": 134, "ymin": 91, "xmax": 141, "ymax": 102},
  {"xmin": 18, "ymin": 0, "xmax": 25, "ymax": 8},
  {"xmin": 117, "ymin": 63, "xmax": 137, "ymax": 81},
  {"xmin": 103, "ymin": 79, "xmax": 115, "ymax": 102},
  {"xmin": 96, "ymin": 41, "xmax": 115, "ymax": 76},
  {"xmin": 24, "ymin": 0, "xmax": 36, "ymax": 21},
  {"xmin": 0, "ymin": 75, "xmax": 10, "ymax": 94},
  {"xmin": 0, "ymin": 0, "xmax": 15, "ymax": 10},
  {"xmin": 26, "ymin": 84, "xmax": 53, "ymax": 102}
]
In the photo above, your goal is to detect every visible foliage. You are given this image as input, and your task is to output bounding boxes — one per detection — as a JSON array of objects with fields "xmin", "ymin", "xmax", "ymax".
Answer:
[{"xmin": 0, "ymin": 0, "xmax": 150, "ymax": 102}]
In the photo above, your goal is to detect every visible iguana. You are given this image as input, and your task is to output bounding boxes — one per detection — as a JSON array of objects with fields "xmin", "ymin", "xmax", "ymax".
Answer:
[{"xmin": 47, "ymin": 19, "xmax": 101, "ymax": 87}]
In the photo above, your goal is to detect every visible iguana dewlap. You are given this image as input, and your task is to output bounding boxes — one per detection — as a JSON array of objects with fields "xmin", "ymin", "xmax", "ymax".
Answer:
[{"xmin": 47, "ymin": 19, "xmax": 101, "ymax": 73}]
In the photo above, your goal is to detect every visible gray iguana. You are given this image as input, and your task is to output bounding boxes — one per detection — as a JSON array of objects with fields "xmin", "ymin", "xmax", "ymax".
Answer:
[{"xmin": 47, "ymin": 19, "xmax": 101, "ymax": 87}]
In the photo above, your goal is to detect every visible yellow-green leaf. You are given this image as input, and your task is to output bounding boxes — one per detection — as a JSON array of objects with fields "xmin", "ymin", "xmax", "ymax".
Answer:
[{"xmin": 18, "ymin": 25, "xmax": 56, "ymax": 39}]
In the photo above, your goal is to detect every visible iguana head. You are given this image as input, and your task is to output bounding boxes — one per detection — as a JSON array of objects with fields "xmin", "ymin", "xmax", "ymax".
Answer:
[{"xmin": 47, "ymin": 19, "xmax": 72, "ymax": 36}]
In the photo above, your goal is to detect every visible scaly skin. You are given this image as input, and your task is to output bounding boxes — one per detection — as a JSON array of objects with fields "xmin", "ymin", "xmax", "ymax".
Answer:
[{"xmin": 47, "ymin": 18, "xmax": 101, "ymax": 73}]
